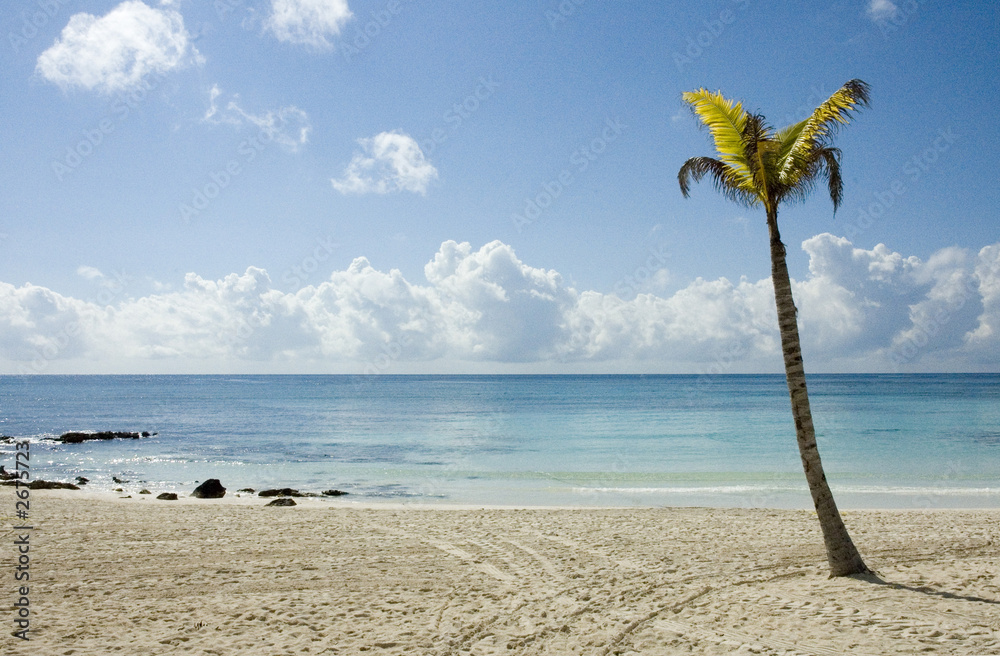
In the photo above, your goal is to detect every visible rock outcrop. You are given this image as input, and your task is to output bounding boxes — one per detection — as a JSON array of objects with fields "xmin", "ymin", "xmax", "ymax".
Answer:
[
  {"xmin": 57, "ymin": 431, "xmax": 157, "ymax": 444},
  {"xmin": 191, "ymin": 479, "xmax": 226, "ymax": 499},
  {"xmin": 258, "ymin": 488, "xmax": 304, "ymax": 498}
]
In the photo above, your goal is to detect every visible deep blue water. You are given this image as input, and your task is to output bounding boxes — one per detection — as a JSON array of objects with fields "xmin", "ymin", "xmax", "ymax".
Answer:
[{"xmin": 1, "ymin": 374, "xmax": 997, "ymax": 508}]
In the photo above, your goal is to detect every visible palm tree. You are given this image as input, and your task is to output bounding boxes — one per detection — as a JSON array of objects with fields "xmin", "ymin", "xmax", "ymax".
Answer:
[{"xmin": 678, "ymin": 80, "xmax": 872, "ymax": 577}]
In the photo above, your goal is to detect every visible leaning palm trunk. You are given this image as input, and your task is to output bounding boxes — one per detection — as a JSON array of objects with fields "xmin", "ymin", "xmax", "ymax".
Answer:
[{"xmin": 767, "ymin": 211, "xmax": 870, "ymax": 576}]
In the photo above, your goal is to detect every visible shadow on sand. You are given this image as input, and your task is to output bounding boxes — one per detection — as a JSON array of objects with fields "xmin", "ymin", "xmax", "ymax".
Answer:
[{"xmin": 852, "ymin": 572, "xmax": 1000, "ymax": 606}]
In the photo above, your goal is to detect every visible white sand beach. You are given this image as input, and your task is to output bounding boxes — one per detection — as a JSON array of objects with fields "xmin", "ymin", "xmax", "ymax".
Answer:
[{"xmin": 3, "ymin": 491, "xmax": 999, "ymax": 655}]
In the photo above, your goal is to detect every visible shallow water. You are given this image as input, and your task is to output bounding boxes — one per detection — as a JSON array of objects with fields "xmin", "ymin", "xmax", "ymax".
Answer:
[{"xmin": 1, "ymin": 374, "xmax": 997, "ymax": 508}]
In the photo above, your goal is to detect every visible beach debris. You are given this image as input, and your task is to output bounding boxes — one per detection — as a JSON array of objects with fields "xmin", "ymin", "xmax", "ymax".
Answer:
[
  {"xmin": 139, "ymin": 489, "xmax": 151, "ymax": 494},
  {"xmin": 1, "ymin": 479, "xmax": 80, "ymax": 490},
  {"xmin": 156, "ymin": 492, "xmax": 178, "ymax": 500},
  {"xmin": 258, "ymin": 488, "xmax": 304, "ymax": 498},
  {"xmin": 322, "ymin": 489, "xmax": 348, "ymax": 497},
  {"xmin": 266, "ymin": 498, "xmax": 297, "ymax": 507},
  {"xmin": 191, "ymin": 479, "xmax": 226, "ymax": 499},
  {"xmin": 56, "ymin": 431, "xmax": 157, "ymax": 444},
  {"xmin": 76, "ymin": 476, "xmax": 89, "ymax": 485}
]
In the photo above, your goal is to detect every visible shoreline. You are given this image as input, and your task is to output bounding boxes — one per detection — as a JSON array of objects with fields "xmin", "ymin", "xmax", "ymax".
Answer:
[
  {"xmin": 23, "ymin": 487, "xmax": 1000, "ymax": 512},
  {"xmin": 3, "ymin": 492, "xmax": 998, "ymax": 654}
]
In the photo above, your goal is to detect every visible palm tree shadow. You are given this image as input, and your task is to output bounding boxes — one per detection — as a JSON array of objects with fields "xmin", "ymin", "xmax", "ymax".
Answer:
[{"xmin": 851, "ymin": 572, "xmax": 1000, "ymax": 606}]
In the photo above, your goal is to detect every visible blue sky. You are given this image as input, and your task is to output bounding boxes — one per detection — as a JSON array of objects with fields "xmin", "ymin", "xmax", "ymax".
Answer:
[{"xmin": 0, "ymin": 0, "xmax": 998, "ymax": 374}]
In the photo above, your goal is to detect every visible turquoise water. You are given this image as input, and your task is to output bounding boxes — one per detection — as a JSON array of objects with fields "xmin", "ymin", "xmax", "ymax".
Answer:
[{"xmin": 0, "ymin": 374, "xmax": 997, "ymax": 508}]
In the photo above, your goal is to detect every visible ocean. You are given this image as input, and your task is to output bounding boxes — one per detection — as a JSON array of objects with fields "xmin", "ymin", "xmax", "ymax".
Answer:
[{"xmin": 1, "ymin": 374, "xmax": 997, "ymax": 509}]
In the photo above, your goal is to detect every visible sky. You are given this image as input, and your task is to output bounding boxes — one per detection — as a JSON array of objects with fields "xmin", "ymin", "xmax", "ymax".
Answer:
[{"xmin": 0, "ymin": 0, "xmax": 998, "ymax": 374}]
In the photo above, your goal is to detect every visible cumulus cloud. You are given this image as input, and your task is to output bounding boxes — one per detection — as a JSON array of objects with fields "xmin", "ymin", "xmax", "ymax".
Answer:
[
  {"xmin": 267, "ymin": 0, "xmax": 352, "ymax": 49},
  {"xmin": 2, "ymin": 235, "xmax": 999, "ymax": 373},
  {"xmin": 203, "ymin": 84, "xmax": 311, "ymax": 151},
  {"xmin": 332, "ymin": 131, "xmax": 438, "ymax": 195},
  {"xmin": 867, "ymin": 0, "xmax": 899, "ymax": 21},
  {"xmin": 76, "ymin": 266, "xmax": 105, "ymax": 281},
  {"xmin": 36, "ymin": 1, "xmax": 201, "ymax": 94}
]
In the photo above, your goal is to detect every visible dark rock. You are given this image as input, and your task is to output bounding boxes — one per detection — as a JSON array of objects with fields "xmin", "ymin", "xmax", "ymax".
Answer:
[
  {"xmin": 0, "ymin": 435, "xmax": 14, "ymax": 443},
  {"xmin": 0, "ymin": 465, "xmax": 18, "ymax": 481},
  {"xmin": 237, "ymin": 488, "xmax": 255, "ymax": 493},
  {"xmin": 191, "ymin": 479, "xmax": 226, "ymax": 499},
  {"xmin": 76, "ymin": 476, "xmax": 89, "ymax": 485},
  {"xmin": 112, "ymin": 476, "xmax": 129, "ymax": 484},
  {"xmin": 322, "ymin": 489, "xmax": 348, "ymax": 497},
  {"xmin": 59, "ymin": 431, "xmax": 146, "ymax": 443},
  {"xmin": 114, "ymin": 487, "xmax": 124, "ymax": 492},
  {"xmin": 1, "ymin": 480, "xmax": 80, "ymax": 490},
  {"xmin": 120, "ymin": 495, "xmax": 132, "ymax": 499},
  {"xmin": 258, "ymin": 488, "xmax": 304, "ymax": 498},
  {"xmin": 156, "ymin": 492, "xmax": 178, "ymax": 500},
  {"xmin": 32, "ymin": 480, "xmax": 81, "ymax": 490},
  {"xmin": 139, "ymin": 489, "xmax": 151, "ymax": 494},
  {"xmin": 266, "ymin": 498, "xmax": 297, "ymax": 507}
]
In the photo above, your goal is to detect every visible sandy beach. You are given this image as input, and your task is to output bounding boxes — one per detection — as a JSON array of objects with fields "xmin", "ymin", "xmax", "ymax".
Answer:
[{"xmin": 3, "ymin": 492, "xmax": 998, "ymax": 655}]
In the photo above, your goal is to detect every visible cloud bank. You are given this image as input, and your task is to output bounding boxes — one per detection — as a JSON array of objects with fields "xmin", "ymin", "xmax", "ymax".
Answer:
[
  {"xmin": 36, "ymin": 1, "xmax": 201, "ymax": 94},
  {"xmin": 2, "ymin": 235, "xmax": 998, "ymax": 374}
]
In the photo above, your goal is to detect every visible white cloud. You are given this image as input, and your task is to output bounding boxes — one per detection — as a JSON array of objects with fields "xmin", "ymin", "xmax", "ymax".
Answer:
[
  {"xmin": 76, "ymin": 265, "xmax": 105, "ymax": 281},
  {"xmin": 203, "ymin": 85, "xmax": 311, "ymax": 151},
  {"xmin": 867, "ymin": 0, "xmax": 899, "ymax": 21},
  {"xmin": 332, "ymin": 131, "xmax": 438, "ymax": 195},
  {"xmin": 36, "ymin": 1, "xmax": 201, "ymax": 94},
  {"xmin": 2, "ymin": 235, "xmax": 999, "ymax": 373},
  {"xmin": 267, "ymin": 0, "xmax": 352, "ymax": 49}
]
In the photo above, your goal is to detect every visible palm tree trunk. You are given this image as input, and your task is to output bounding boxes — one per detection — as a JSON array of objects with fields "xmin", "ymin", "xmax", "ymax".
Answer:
[{"xmin": 766, "ymin": 210, "xmax": 870, "ymax": 577}]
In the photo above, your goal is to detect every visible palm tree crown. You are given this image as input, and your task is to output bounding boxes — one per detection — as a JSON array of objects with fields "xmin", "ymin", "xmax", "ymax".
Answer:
[{"xmin": 678, "ymin": 79, "xmax": 870, "ymax": 216}]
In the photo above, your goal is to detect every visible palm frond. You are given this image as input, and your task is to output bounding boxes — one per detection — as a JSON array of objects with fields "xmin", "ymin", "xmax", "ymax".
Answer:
[
  {"xmin": 814, "ymin": 146, "xmax": 844, "ymax": 211},
  {"xmin": 678, "ymin": 156, "xmax": 759, "ymax": 208},
  {"xmin": 741, "ymin": 113, "xmax": 780, "ymax": 203},
  {"xmin": 776, "ymin": 79, "xmax": 870, "ymax": 185},
  {"xmin": 681, "ymin": 88, "xmax": 752, "ymax": 175}
]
